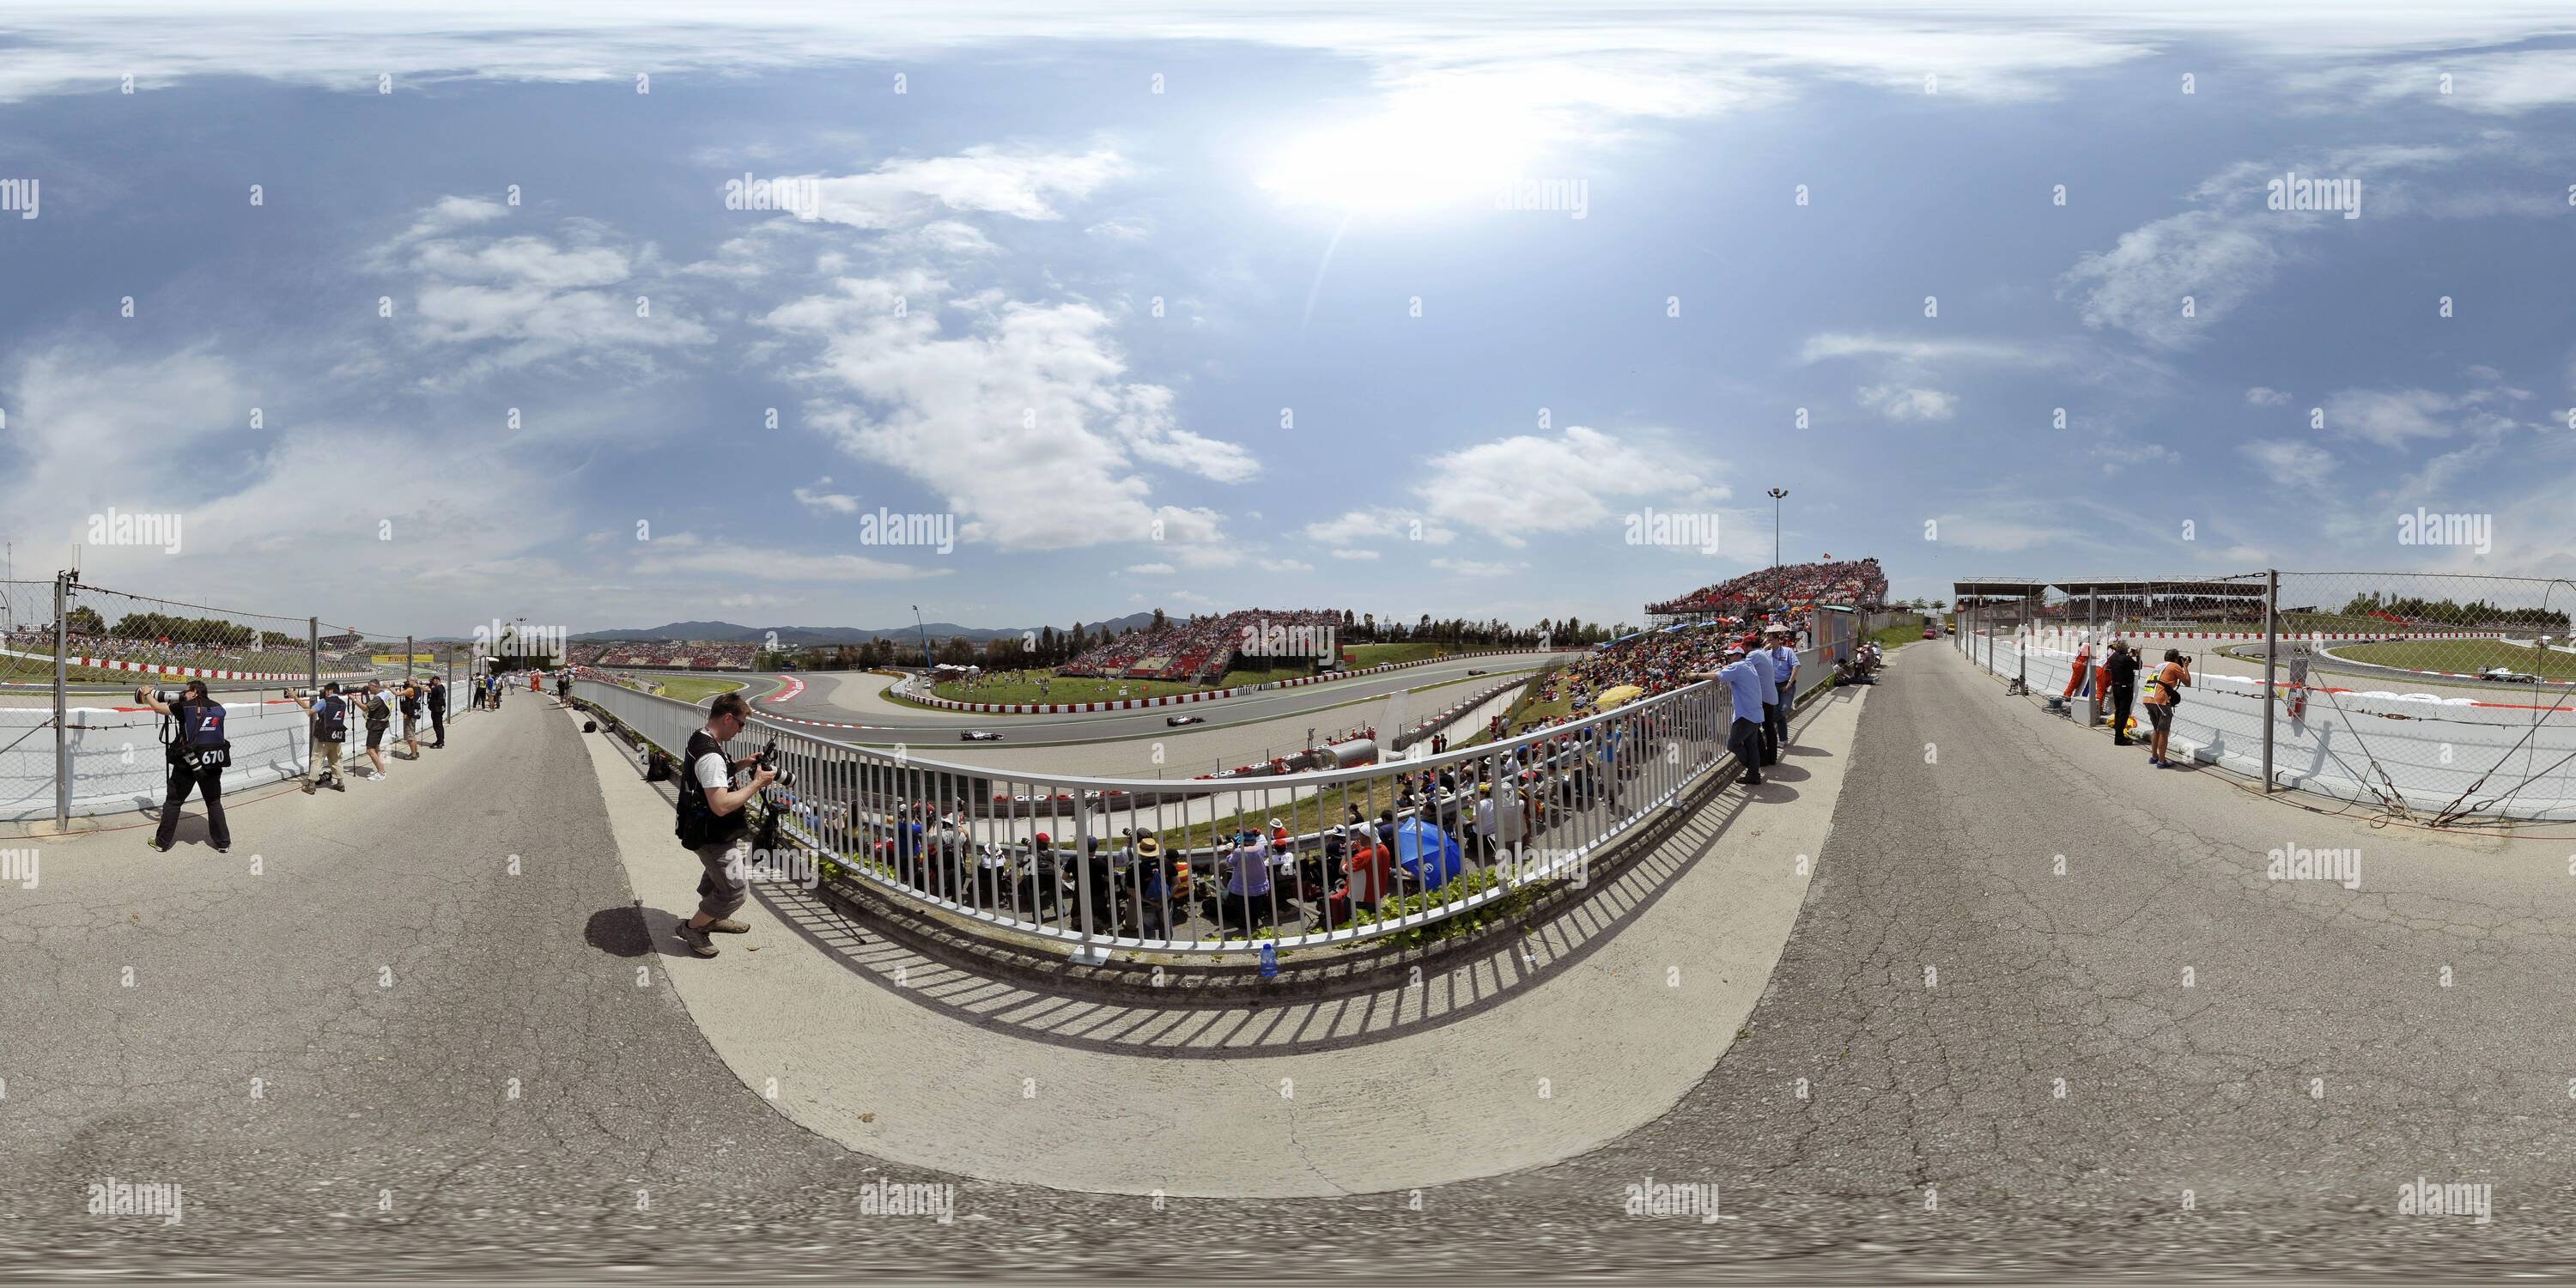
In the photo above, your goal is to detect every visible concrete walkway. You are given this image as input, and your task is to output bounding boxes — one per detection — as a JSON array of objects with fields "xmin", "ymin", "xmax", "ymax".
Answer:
[{"xmin": 580, "ymin": 683, "xmax": 1869, "ymax": 1197}]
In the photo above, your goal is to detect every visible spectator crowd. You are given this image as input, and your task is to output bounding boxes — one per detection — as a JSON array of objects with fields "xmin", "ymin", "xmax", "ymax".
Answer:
[
  {"xmin": 1646, "ymin": 557, "xmax": 1888, "ymax": 618},
  {"xmin": 1058, "ymin": 608, "xmax": 1342, "ymax": 682}
]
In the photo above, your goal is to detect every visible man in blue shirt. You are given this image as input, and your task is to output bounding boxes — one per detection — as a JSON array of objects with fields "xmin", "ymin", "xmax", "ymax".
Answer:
[
  {"xmin": 1763, "ymin": 624, "xmax": 1800, "ymax": 763},
  {"xmin": 1704, "ymin": 647, "xmax": 1773, "ymax": 787},
  {"xmin": 1741, "ymin": 636, "xmax": 1778, "ymax": 768}
]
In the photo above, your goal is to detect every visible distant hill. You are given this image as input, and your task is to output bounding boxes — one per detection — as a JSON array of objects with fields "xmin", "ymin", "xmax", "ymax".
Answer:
[{"xmin": 568, "ymin": 611, "xmax": 1162, "ymax": 646}]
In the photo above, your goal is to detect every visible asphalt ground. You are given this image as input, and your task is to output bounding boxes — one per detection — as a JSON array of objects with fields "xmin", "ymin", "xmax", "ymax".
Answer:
[{"xmin": 9, "ymin": 645, "xmax": 2576, "ymax": 1279}]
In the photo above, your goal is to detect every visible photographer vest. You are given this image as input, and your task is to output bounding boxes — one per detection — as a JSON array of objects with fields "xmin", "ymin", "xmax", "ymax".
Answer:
[
  {"xmin": 313, "ymin": 695, "xmax": 349, "ymax": 743},
  {"xmin": 675, "ymin": 728, "xmax": 748, "ymax": 848}
]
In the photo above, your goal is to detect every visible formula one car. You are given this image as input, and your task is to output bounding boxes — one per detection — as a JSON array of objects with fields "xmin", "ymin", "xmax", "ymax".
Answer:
[
  {"xmin": 2478, "ymin": 666, "xmax": 2541, "ymax": 683},
  {"xmin": 1465, "ymin": 669, "xmax": 1489, "ymax": 676},
  {"xmin": 960, "ymin": 729, "xmax": 1005, "ymax": 741},
  {"xmin": 1166, "ymin": 714, "xmax": 1207, "ymax": 726}
]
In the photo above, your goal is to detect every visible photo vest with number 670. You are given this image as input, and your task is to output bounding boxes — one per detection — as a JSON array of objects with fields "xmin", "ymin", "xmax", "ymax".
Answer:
[{"xmin": 675, "ymin": 727, "xmax": 749, "ymax": 848}]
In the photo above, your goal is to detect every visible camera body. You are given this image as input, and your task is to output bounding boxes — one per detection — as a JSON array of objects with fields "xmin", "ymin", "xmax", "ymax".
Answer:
[{"xmin": 756, "ymin": 738, "xmax": 798, "ymax": 790}]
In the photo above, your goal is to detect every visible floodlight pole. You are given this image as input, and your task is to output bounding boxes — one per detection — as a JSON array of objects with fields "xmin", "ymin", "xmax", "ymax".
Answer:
[{"xmin": 1765, "ymin": 488, "xmax": 1788, "ymax": 569}]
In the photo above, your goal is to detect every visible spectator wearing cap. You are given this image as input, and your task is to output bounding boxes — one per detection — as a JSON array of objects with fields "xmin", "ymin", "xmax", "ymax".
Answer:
[
  {"xmin": 1698, "ymin": 646, "xmax": 1773, "ymax": 787},
  {"xmin": 1129, "ymin": 835, "xmax": 1175, "ymax": 937},
  {"xmin": 1763, "ymin": 624, "xmax": 1798, "ymax": 761},
  {"xmin": 1208, "ymin": 829, "xmax": 1273, "ymax": 932},
  {"xmin": 1738, "ymin": 635, "xmax": 1778, "ymax": 767}
]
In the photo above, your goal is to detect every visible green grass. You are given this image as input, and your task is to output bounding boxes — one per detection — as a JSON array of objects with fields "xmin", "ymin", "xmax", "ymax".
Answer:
[
  {"xmin": 1870, "ymin": 616, "xmax": 1934, "ymax": 649},
  {"xmin": 928, "ymin": 645, "xmax": 1463, "ymax": 704},
  {"xmin": 643, "ymin": 676, "xmax": 749, "ymax": 704},
  {"xmin": 2333, "ymin": 638, "xmax": 2576, "ymax": 681}
]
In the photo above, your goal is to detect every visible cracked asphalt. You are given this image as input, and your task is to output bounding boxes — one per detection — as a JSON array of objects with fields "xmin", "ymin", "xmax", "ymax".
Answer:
[{"xmin": 6, "ymin": 645, "xmax": 2575, "ymax": 1281}]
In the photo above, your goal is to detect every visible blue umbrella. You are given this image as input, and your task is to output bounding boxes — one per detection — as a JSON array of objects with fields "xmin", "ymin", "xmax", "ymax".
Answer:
[{"xmin": 1394, "ymin": 817, "xmax": 1462, "ymax": 885}]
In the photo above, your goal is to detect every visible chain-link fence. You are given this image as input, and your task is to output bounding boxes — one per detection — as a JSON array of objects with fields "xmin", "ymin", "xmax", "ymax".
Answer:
[
  {"xmin": 0, "ymin": 574, "xmax": 484, "ymax": 824},
  {"xmin": 1957, "ymin": 571, "xmax": 2576, "ymax": 826}
]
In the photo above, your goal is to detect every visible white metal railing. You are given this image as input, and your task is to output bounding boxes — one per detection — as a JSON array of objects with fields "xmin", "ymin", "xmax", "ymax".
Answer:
[{"xmin": 575, "ymin": 668, "xmax": 1804, "ymax": 958}]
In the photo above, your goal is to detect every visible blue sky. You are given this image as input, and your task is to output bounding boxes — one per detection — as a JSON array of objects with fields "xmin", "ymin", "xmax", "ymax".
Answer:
[{"xmin": 1, "ymin": 2, "xmax": 2573, "ymax": 637}]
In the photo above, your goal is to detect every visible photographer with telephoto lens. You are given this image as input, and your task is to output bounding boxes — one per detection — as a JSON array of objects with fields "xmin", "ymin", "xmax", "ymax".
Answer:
[
  {"xmin": 288, "ymin": 682, "xmax": 350, "ymax": 793},
  {"xmin": 138, "ymin": 680, "xmax": 233, "ymax": 854}
]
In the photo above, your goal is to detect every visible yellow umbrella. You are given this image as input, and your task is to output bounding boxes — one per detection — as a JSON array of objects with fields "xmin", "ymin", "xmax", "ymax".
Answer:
[{"xmin": 1595, "ymin": 683, "xmax": 1645, "ymax": 709}]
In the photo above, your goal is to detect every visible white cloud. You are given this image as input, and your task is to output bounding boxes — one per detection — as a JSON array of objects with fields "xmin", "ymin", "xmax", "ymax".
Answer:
[
  {"xmin": 2062, "ymin": 208, "xmax": 2283, "ymax": 349},
  {"xmin": 2239, "ymin": 438, "xmax": 2334, "ymax": 492},
  {"xmin": 1857, "ymin": 385, "xmax": 1958, "ymax": 422},
  {"xmin": 2322, "ymin": 386, "xmax": 2521, "ymax": 448},
  {"xmin": 2290, "ymin": 50, "xmax": 2576, "ymax": 116},
  {"xmin": 2245, "ymin": 386, "xmax": 2292, "ymax": 406},
  {"xmin": 1411, "ymin": 426, "xmax": 1725, "ymax": 549},
  {"xmin": 374, "ymin": 199, "xmax": 710, "ymax": 383},
  {"xmin": 793, "ymin": 479, "xmax": 860, "ymax": 513},
  {"xmin": 1329, "ymin": 548, "xmax": 1381, "ymax": 561},
  {"xmin": 1123, "ymin": 562, "xmax": 1177, "ymax": 575},
  {"xmin": 1298, "ymin": 508, "xmax": 1455, "ymax": 547},
  {"xmin": 648, "ymin": 539, "xmax": 948, "ymax": 582},
  {"xmin": 766, "ymin": 274, "xmax": 1255, "ymax": 551},
  {"xmin": 805, "ymin": 147, "xmax": 1129, "ymax": 230},
  {"xmin": 1431, "ymin": 557, "xmax": 1522, "ymax": 577},
  {"xmin": 1799, "ymin": 333, "xmax": 2070, "ymax": 368}
]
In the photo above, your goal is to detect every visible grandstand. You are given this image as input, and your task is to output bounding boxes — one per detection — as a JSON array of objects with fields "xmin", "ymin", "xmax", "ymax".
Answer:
[
  {"xmin": 568, "ymin": 641, "xmax": 757, "ymax": 671},
  {"xmin": 1646, "ymin": 557, "xmax": 1887, "ymax": 622},
  {"xmin": 1057, "ymin": 608, "xmax": 1343, "ymax": 683}
]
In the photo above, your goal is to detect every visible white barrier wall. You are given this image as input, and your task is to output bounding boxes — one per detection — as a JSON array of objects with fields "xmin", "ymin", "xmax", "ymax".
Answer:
[
  {"xmin": 0, "ymin": 684, "xmax": 473, "ymax": 823},
  {"xmin": 1973, "ymin": 635, "xmax": 2576, "ymax": 821}
]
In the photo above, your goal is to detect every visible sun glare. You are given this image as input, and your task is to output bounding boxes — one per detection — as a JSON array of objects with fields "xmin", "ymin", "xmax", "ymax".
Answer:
[{"xmin": 1256, "ymin": 100, "xmax": 1544, "ymax": 217}]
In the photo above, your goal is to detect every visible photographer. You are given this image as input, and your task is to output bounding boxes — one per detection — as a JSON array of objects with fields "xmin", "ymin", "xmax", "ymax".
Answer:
[
  {"xmin": 396, "ymin": 678, "xmax": 424, "ymax": 760},
  {"xmin": 672, "ymin": 692, "xmax": 774, "ymax": 959},
  {"xmin": 288, "ymin": 683, "xmax": 349, "ymax": 793},
  {"xmin": 355, "ymin": 681, "xmax": 394, "ymax": 780},
  {"xmin": 137, "ymin": 681, "xmax": 233, "ymax": 854},
  {"xmin": 426, "ymin": 674, "xmax": 447, "ymax": 748}
]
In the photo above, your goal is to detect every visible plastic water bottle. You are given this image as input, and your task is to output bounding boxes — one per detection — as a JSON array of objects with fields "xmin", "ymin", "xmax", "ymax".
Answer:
[{"xmin": 1258, "ymin": 942, "xmax": 1278, "ymax": 980}]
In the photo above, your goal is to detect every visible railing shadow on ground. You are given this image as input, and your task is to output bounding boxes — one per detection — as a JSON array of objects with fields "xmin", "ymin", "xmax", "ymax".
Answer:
[{"xmin": 726, "ymin": 686, "xmax": 1859, "ymax": 1060}]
